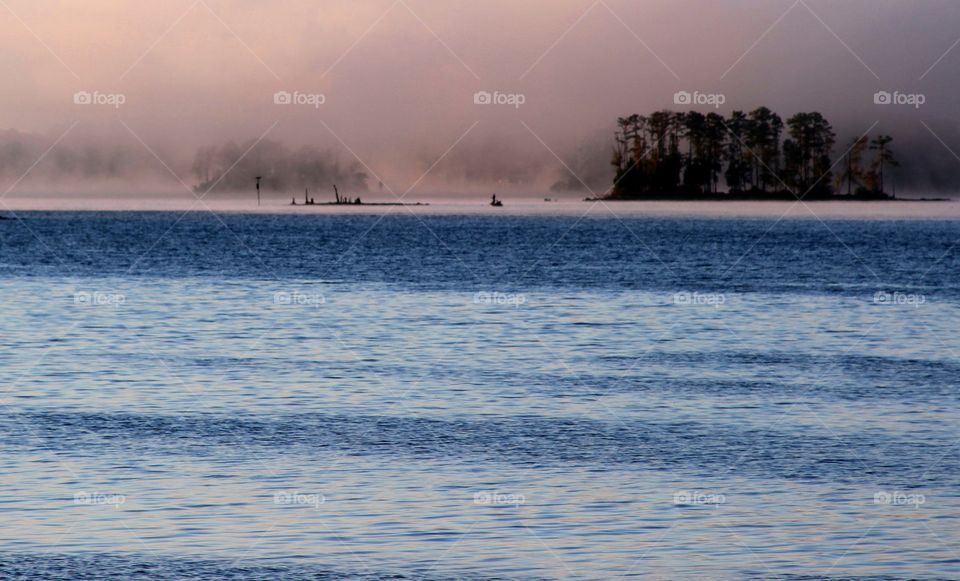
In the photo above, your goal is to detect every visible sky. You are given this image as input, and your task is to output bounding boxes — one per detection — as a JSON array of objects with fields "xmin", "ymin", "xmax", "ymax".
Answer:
[{"xmin": 2, "ymin": 0, "xmax": 960, "ymax": 197}]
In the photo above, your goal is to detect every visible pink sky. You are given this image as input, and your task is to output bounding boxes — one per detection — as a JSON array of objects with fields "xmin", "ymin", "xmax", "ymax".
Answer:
[{"xmin": 1, "ymin": 0, "xmax": 959, "ymax": 196}]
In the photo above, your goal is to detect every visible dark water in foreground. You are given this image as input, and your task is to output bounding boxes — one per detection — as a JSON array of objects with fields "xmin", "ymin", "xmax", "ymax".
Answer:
[{"xmin": 1, "ymin": 212, "xmax": 959, "ymax": 579}]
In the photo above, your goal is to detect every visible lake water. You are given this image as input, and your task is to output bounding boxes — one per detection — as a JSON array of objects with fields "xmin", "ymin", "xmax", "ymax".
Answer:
[{"xmin": 1, "ymin": 210, "xmax": 959, "ymax": 579}]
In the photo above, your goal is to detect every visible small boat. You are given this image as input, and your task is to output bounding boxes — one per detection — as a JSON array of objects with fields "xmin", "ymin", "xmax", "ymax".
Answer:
[{"xmin": 490, "ymin": 194, "xmax": 503, "ymax": 207}]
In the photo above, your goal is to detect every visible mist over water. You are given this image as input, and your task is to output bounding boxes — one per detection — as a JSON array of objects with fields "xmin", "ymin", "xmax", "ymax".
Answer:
[
  {"xmin": 3, "ymin": 194, "xmax": 960, "ymax": 220},
  {"xmin": 2, "ymin": 0, "xmax": 960, "ymax": 197}
]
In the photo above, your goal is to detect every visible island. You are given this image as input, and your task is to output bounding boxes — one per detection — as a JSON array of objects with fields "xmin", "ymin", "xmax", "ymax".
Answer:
[
  {"xmin": 595, "ymin": 107, "xmax": 929, "ymax": 201},
  {"xmin": 288, "ymin": 185, "xmax": 428, "ymax": 207}
]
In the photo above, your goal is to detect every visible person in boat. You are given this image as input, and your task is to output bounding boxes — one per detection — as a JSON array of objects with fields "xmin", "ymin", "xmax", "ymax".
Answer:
[{"xmin": 491, "ymin": 193, "xmax": 503, "ymax": 207}]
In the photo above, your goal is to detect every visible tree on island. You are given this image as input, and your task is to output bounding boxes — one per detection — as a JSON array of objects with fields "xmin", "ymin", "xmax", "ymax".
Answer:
[
  {"xmin": 745, "ymin": 107, "xmax": 783, "ymax": 193},
  {"xmin": 782, "ymin": 112, "xmax": 835, "ymax": 198},
  {"xmin": 607, "ymin": 107, "xmax": 898, "ymax": 200},
  {"xmin": 723, "ymin": 111, "xmax": 751, "ymax": 193},
  {"xmin": 832, "ymin": 135, "xmax": 899, "ymax": 198},
  {"xmin": 869, "ymin": 135, "xmax": 898, "ymax": 197},
  {"xmin": 836, "ymin": 136, "xmax": 869, "ymax": 196}
]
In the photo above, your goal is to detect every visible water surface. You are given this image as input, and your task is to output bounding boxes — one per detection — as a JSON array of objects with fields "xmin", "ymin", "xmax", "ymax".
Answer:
[{"xmin": 1, "ymin": 212, "xmax": 958, "ymax": 579}]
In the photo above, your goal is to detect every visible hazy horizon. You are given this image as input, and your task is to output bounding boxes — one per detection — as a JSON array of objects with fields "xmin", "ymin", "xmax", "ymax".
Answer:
[{"xmin": 3, "ymin": 0, "xmax": 960, "ymax": 198}]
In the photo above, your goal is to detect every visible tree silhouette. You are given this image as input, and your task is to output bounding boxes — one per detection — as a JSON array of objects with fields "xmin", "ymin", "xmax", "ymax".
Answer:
[
  {"xmin": 836, "ymin": 136, "xmax": 869, "ymax": 196},
  {"xmin": 746, "ymin": 107, "xmax": 783, "ymax": 193},
  {"xmin": 724, "ymin": 111, "xmax": 750, "ymax": 193},
  {"xmin": 682, "ymin": 111, "xmax": 708, "ymax": 193},
  {"xmin": 869, "ymin": 135, "xmax": 898, "ymax": 195},
  {"xmin": 783, "ymin": 112, "xmax": 835, "ymax": 198},
  {"xmin": 704, "ymin": 113, "xmax": 726, "ymax": 194},
  {"xmin": 606, "ymin": 107, "xmax": 892, "ymax": 201}
]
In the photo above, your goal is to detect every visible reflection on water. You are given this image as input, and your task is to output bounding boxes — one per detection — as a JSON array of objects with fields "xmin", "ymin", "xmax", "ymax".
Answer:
[{"xmin": 1, "ymin": 213, "xmax": 958, "ymax": 579}]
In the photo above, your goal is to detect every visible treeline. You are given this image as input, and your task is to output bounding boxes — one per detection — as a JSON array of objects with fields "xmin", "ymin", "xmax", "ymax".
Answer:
[
  {"xmin": 192, "ymin": 139, "xmax": 368, "ymax": 193},
  {"xmin": 0, "ymin": 129, "xmax": 151, "ymax": 181},
  {"xmin": 0, "ymin": 129, "xmax": 370, "ymax": 195},
  {"xmin": 609, "ymin": 108, "xmax": 898, "ymax": 200}
]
